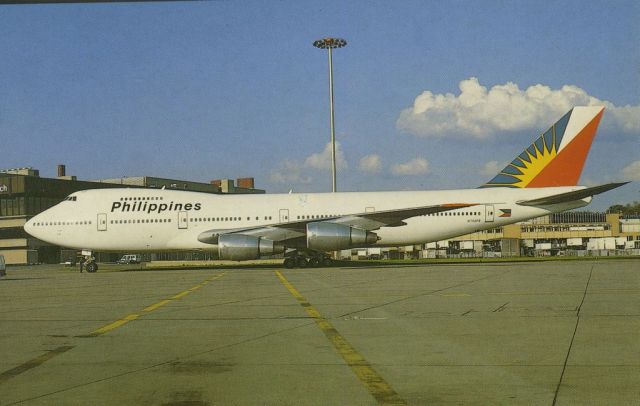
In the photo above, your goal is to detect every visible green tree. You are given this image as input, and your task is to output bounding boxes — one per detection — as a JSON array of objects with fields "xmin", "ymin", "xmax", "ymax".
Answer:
[{"xmin": 608, "ymin": 201, "xmax": 640, "ymax": 215}]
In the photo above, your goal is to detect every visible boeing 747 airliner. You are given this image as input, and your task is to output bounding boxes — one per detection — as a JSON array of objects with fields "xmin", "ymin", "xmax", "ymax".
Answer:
[{"xmin": 24, "ymin": 106, "xmax": 628, "ymax": 269}]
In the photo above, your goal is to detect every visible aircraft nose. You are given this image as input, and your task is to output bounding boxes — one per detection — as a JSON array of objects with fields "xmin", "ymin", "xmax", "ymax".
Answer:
[{"xmin": 24, "ymin": 215, "xmax": 39, "ymax": 238}]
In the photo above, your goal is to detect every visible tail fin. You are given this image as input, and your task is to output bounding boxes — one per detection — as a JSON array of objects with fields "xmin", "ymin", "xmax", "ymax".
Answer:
[{"xmin": 481, "ymin": 106, "xmax": 605, "ymax": 188}]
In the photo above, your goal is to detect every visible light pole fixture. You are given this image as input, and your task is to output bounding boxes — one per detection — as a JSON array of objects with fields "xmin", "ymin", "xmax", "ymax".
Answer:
[{"xmin": 313, "ymin": 37, "xmax": 347, "ymax": 193}]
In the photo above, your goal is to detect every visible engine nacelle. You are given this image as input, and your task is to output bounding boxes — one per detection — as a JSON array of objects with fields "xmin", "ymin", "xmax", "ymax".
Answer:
[
  {"xmin": 217, "ymin": 234, "xmax": 284, "ymax": 261},
  {"xmin": 306, "ymin": 222, "xmax": 378, "ymax": 251}
]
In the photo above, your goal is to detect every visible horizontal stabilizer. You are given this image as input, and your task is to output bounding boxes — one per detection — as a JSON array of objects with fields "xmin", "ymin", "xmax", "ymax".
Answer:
[{"xmin": 516, "ymin": 182, "xmax": 629, "ymax": 206}]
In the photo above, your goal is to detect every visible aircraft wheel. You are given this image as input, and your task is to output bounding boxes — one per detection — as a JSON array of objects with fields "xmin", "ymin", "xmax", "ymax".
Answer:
[
  {"xmin": 296, "ymin": 257, "xmax": 308, "ymax": 268},
  {"xmin": 283, "ymin": 257, "xmax": 296, "ymax": 269},
  {"xmin": 86, "ymin": 263, "xmax": 98, "ymax": 273},
  {"xmin": 308, "ymin": 257, "xmax": 321, "ymax": 268}
]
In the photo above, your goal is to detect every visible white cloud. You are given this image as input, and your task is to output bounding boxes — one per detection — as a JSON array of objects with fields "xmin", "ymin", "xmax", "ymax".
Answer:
[
  {"xmin": 391, "ymin": 158, "xmax": 430, "ymax": 176},
  {"xmin": 397, "ymin": 77, "xmax": 640, "ymax": 138},
  {"xmin": 610, "ymin": 105, "xmax": 640, "ymax": 133},
  {"xmin": 579, "ymin": 177, "xmax": 601, "ymax": 188},
  {"xmin": 622, "ymin": 161, "xmax": 640, "ymax": 181},
  {"xmin": 480, "ymin": 160, "xmax": 505, "ymax": 176},
  {"xmin": 304, "ymin": 142, "xmax": 347, "ymax": 171},
  {"xmin": 270, "ymin": 143, "xmax": 348, "ymax": 185},
  {"xmin": 358, "ymin": 154, "xmax": 382, "ymax": 173},
  {"xmin": 270, "ymin": 160, "xmax": 312, "ymax": 184}
]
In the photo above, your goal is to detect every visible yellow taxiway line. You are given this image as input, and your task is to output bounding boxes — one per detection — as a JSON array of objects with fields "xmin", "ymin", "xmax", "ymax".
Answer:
[
  {"xmin": 275, "ymin": 270, "xmax": 407, "ymax": 406},
  {"xmin": 84, "ymin": 272, "xmax": 226, "ymax": 337}
]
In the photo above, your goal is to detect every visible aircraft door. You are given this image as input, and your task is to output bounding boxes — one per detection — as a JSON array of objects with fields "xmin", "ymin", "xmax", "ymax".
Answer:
[
  {"xmin": 279, "ymin": 209, "xmax": 289, "ymax": 222},
  {"xmin": 178, "ymin": 211, "xmax": 188, "ymax": 229},
  {"xmin": 485, "ymin": 205, "xmax": 495, "ymax": 223},
  {"xmin": 97, "ymin": 213, "xmax": 107, "ymax": 231}
]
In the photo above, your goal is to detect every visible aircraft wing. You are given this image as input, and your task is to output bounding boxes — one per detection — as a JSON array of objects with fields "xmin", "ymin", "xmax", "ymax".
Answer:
[
  {"xmin": 197, "ymin": 202, "xmax": 478, "ymax": 244},
  {"xmin": 328, "ymin": 203, "xmax": 477, "ymax": 229},
  {"xmin": 516, "ymin": 182, "xmax": 629, "ymax": 206}
]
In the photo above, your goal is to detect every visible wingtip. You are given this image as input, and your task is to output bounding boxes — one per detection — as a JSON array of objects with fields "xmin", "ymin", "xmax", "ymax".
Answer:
[{"xmin": 605, "ymin": 181, "xmax": 631, "ymax": 189}]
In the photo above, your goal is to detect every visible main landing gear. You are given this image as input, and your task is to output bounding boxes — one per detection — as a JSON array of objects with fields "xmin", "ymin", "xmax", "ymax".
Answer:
[{"xmin": 283, "ymin": 251, "xmax": 333, "ymax": 269}]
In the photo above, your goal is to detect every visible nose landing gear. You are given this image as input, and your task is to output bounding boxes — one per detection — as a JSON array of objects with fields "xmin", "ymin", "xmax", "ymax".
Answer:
[{"xmin": 86, "ymin": 261, "xmax": 98, "ymax": 273}]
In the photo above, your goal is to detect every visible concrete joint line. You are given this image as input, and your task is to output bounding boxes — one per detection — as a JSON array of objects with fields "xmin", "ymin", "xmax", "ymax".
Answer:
[{"xmin": 552, "ymin": 265, "xmax": 594, "ymax": 406}]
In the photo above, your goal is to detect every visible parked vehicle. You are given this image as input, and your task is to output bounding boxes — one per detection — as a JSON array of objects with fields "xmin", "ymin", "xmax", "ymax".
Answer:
[{"xmin": 117, "ymin": 254, "xmax": 142, "ymax": 264}]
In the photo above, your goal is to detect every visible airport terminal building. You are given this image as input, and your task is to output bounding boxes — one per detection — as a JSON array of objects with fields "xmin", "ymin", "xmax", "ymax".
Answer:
[{"xmin": 0, "ymin": 166, "xmax": 264, "ymax": 265}]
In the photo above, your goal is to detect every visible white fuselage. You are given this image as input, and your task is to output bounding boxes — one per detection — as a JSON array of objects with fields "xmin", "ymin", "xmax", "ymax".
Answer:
[{"xmin": 24, "ymin": 187, "xmax": 589, "ymax": 252}]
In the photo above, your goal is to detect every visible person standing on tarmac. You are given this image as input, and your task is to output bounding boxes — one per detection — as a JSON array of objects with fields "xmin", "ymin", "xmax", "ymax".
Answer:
[{"xmin": 79, "ymin": 256, "xmax": 85, "ymax": 273}]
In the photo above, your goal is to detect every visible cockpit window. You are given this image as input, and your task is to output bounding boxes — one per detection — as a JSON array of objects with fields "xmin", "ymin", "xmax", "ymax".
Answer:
[{"xmin": 64, "ymin": 196, "xmax": 77, "ymax": 201}]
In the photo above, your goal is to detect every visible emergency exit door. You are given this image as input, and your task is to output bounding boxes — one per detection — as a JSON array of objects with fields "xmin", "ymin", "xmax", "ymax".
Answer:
[
  {"xmin": 279, "ymin": 209, "xmax": 289, "ymax": 222},
  {"xmin": 485, "ymin": 205, "xmax": 494, "ymax": 222},
  {"xmin": 178, "ymin": 211, "xmax": 188, "ymax": 229},
  {"xmin": 97, "ymin": 213, "xmax": 107, "ymax": 231}
]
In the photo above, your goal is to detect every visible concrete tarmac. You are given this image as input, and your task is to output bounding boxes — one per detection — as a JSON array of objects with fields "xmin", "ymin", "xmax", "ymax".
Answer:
[{"xmin": 0, "ymin": 260, "xmax": 638, "ymax": 405}]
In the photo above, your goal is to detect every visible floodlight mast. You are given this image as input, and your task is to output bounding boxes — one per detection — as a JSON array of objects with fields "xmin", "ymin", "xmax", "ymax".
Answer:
[{"xmin": 313, "ymin": 37, "xmax": 347, "ymax": 193}]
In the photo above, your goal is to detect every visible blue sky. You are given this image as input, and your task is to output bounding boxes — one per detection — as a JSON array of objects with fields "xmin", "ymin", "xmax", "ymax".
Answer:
[{"xmin": 1, "ymin": 0, "xmax": 638, "ymax": 210}]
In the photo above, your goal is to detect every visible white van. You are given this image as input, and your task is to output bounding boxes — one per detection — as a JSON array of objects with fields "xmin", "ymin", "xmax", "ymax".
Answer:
[
  {"xmin": 117, "ymin": 254, "xmax": 142, "ymax": 264},
  {"xmin": 0, "ymin": 255, "xmax": 6, "ymax": 277}
]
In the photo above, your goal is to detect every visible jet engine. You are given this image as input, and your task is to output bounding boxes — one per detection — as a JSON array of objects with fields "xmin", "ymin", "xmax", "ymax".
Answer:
[
  {"xmin": 216, "ymin": 234, "xmax": 284, "ymax": 260},
  {"xmin": 306, "ymin": 222, "xmax": 378, "ymax": 251}
]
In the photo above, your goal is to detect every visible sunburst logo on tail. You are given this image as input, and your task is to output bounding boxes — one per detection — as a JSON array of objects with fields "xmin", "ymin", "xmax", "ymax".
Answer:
[
  {"xmin": 481, "ymin": 107, "xmax": 604, "ymax": 188},
  {"xmin": 500, "ymin": 133, "xmax": 558, "ymax": 188}
]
